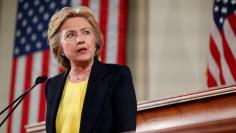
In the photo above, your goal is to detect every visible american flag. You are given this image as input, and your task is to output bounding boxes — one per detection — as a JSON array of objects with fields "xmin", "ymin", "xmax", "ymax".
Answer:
[
  {"xmin": 7, "ymin": 0, "xmax": 128, "ymax": 132},
  {"xmin": 207, "ymin": 0, "xmax": 236, "ymax": 87}
]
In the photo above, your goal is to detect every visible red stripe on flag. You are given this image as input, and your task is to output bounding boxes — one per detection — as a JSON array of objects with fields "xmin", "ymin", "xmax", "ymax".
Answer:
[
  {"xmin": 38, "ymin": 83, "xmax": 46, "ymax": 121},
  {"xmin": 228, "ymin": 13, "xmax": 236, "ymax": 36},
  {"xmin": 59, "ymin": 67, "xmax": 64, "ymax": 74},
  {"xmin": 209, "ymin": 35, "xmax": 225, "ymax": 84},
  {"xmin": 38, "ymin": 50, "xmax": 49, "ymax": 121},
  {"xmin": 117, "ymin": 0, "xmax": 128, "ymax": 64},
  {"xmin": 7, "ymin": 59, "xmax": 17, "ymax": 133},
  {"xmin": 21, "ymin": 55, "xmax": 33, "ymax": 133},
  {"xmin": 81, "ymin": 0, "xmax": 89, "ymax": 6},
  {"xmin": 207, "ymin": 68, "xmax": 217, "ymax": 87},
  {"xmin": 99, "ymin": 0, "xmax": 108, "ymax": 62},
  {"xmin": 221, "ymin": 31, "xmax": 236, "ymax": 81}
]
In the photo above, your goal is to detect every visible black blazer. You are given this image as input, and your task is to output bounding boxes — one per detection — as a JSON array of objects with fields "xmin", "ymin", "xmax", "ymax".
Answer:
[{"xmin": 45, "ymin": 59, "xmax": 137, "ymax": 133}]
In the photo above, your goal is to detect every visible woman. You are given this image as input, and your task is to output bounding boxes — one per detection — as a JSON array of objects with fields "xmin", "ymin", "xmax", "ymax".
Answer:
[{"xmin": 45, "ymin": 6, "xmax": 137, "ymax": 133}]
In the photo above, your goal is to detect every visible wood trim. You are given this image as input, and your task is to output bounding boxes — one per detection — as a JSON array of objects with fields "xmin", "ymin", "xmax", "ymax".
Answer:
[
  {"xmin": 25, "ymin": 121, "xmax": 45, "ymax": 133},
  {"xmin": 152, "ymin": 117, "xmax": 236, "ymax": 133},
  {"xmin": 138, "ymin": 84, "xmax": 236, "ymax": 110}
]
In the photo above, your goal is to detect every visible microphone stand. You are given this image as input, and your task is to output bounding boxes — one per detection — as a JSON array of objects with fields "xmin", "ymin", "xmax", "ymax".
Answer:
[
  {"xmin": 0, "ymin": 83, "xmax": 38, "ymax": 116},
  {"xmin": 0, "ymin": 76, "xmax": 47, "ymax": 127},
  {"xmin": 0, "ymin": 93, "xmax": 26, "ymax": 127}
]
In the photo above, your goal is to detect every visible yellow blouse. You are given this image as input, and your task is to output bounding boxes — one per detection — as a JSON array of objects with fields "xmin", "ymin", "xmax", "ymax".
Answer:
[{"xmin": 56, "ymin": 79, "xmax": 88, "ymax": 133}]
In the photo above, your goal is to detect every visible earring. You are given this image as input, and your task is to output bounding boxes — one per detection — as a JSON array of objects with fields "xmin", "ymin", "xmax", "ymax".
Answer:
[{"xmin": 61, "ymin": 52, "xmax": 66, "ymax": 58}]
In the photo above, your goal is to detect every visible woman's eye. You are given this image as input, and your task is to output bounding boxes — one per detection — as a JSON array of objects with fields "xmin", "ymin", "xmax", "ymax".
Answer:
[
  {"xmin": 83, "ymin": 31, "xmax": 90, "ymax": 35},
  {"xmin": 66, "ymin": 33, "xmax": 75, "ymax": 38}
]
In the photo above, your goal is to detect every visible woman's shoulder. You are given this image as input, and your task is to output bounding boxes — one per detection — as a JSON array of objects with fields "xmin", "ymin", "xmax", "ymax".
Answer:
[
  {"xmin": 47, "ymin": 72, "xmax": 65, "ymax": 84},
  {"xmin": 104, "ymin": 63, "xmax": 130, "ymax": 72},
  {"xmin": 103, "ymin": 63, "xmax": 132, "ymax": 77}
]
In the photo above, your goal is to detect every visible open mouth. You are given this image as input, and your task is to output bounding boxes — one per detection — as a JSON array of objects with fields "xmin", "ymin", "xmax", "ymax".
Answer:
[{"xmin": 77, "ymin": 47, "xmax": 87, "ymax": 53}]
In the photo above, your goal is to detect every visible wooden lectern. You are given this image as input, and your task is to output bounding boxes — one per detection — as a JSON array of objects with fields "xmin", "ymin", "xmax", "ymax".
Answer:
[{"xmin": 25, "ymin": 85, "xmax": 236, "ymax": 133}]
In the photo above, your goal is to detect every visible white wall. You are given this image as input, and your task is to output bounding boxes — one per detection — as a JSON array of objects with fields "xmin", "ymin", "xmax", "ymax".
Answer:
[
  {"xmin": 148, "ymin": 0, "xmax": 213, "ymax": 99},
  {"xmin": 0, "ymin": 0, "xmax": 17, "ymax": 132}
]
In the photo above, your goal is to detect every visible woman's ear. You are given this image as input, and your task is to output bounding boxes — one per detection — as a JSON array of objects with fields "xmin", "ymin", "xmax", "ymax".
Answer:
[{"xmin": 59, "ymin": 47, "xmax": 65, "ymax": 57}]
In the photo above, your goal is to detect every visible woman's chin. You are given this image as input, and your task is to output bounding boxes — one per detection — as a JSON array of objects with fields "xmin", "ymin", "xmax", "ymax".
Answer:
[{"xmin": 75, "ymin": 56, "xmax": 93, "ymax": 63}]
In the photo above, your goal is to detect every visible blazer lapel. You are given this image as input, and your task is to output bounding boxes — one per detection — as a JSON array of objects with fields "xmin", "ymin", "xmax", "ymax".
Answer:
[
  {"xmin": 80, "ymin": 59, "xmax": 110, "ymax": 133},
  {"xmin": 50, "ymin": 69, "xmax": 69, "ymax": 132}
]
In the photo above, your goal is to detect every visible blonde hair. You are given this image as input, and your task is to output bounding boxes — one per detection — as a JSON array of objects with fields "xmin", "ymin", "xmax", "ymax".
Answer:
[{"xmin": 47, "ymin": 6, "xmax": 103, "ymax": 69}]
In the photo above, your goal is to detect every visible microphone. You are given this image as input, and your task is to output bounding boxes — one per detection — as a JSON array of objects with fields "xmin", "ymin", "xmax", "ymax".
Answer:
[
  {"xmin": 35, "ymin": 75, "xmax": 48, "ymax": 84},
  {"xmin": 0, "ymin": 75, "xmax": 48, "ymax": 127}
]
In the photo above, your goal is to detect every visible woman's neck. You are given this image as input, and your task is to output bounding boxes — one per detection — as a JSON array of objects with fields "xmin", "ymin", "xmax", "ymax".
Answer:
[{"xmin": 69, "ymin": 59, "xmax": 94, "ymax": 83}]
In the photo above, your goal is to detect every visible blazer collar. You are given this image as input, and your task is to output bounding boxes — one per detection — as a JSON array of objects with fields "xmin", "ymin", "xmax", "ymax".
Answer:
[
  {"xmin": 80, "ymin": 58, "xmax": 110, "ymax": 133},
  {"xmin": 50, "ymin": 67, "xmax": 69, "ymax": 132}
]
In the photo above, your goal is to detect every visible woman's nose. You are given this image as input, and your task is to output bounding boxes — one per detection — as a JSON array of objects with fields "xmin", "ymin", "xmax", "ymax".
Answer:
[{"xmin": 76, "ymin": 35, "xmax": 85, "ymax": 45}]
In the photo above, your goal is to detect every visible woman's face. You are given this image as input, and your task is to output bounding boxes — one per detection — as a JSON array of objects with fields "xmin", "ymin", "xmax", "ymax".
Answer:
[{"xmin": 59, "ymin": 17, "xmax": 96, "ymax": 65}]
